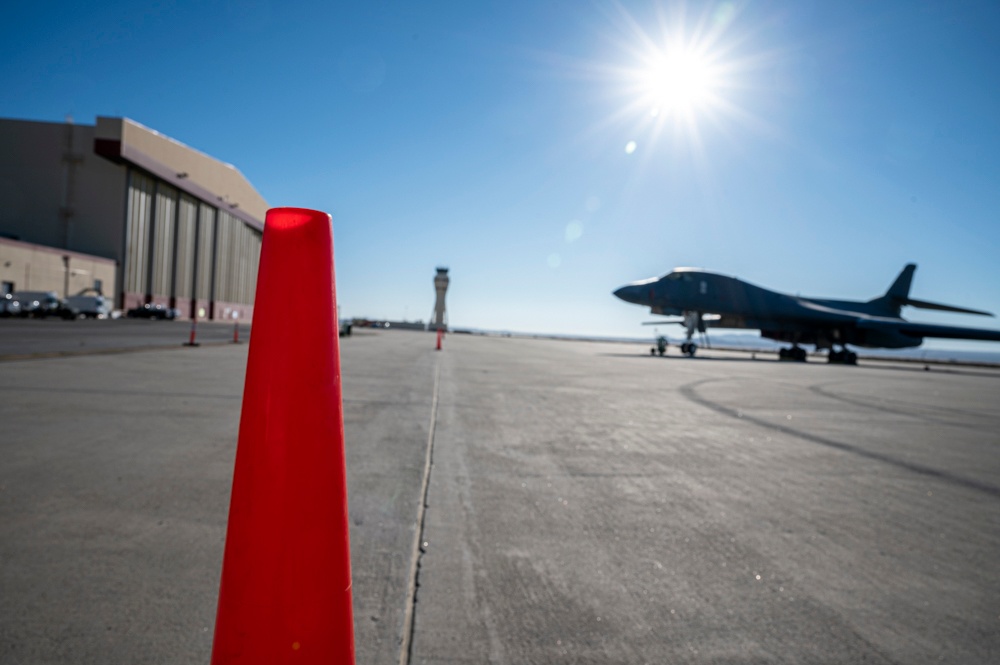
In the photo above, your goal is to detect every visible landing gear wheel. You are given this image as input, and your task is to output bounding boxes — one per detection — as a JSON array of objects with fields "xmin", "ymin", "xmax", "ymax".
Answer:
[
  {"xmin": 780, "ymin": 347, "xmax": 807, "ymax": 362},
  {"xmin": 828, "ymin": 349, "xmax": 858, "ymax": 365},
  {"xmin": 680, "ymin": 342, "xmax": 697, "ymax": 357}
]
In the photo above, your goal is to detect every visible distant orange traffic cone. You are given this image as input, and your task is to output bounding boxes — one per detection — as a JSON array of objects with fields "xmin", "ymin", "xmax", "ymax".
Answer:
[
  {"xmin": 436, "ymin": 328, "xmax": 443, "ymax": 350},
  {"xmin": 184, "ymin": 317, "xmax": 199, "ymax": 346},
  {"xmin": 211, "ymin": 208, "xmax": 355, "ymax": 664}
]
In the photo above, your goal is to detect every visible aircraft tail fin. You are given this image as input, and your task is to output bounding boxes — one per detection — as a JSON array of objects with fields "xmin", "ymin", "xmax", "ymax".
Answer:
[
  {"xmin": 867, "ymin": 264, "xmax": 916, "ymax": 317},
  {"xmin": 869, "ymin": 263, "xmax": 994, "ymax": 317},
  {"xmin": 885, "ymin": 263, "xmax": 916, "ymax": 302}
]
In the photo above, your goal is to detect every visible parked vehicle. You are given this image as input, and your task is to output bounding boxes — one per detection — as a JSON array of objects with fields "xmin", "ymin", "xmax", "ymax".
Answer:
[
  {"xmin": 126, "ymin": 303, "xmax": 178, "ymax": 320},
  {"xmin": 1, "ymin": 292, "xmax": 21, "ymax": 317},
  {"xmin": 10, "ymin": 291, "xmax": 77, "ymax": 319},
  {"xmin": 66, "ymin": 293, "xmax": 111, "ymax": 319}
]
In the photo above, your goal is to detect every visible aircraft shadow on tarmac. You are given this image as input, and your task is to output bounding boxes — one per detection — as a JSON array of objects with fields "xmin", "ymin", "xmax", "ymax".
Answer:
[
  {"xmin": 601, "ymin": 352, "xmax": 1000, "ymax": 377},
  {"xmin": 601, "ymin": 352, "xmax": 780, "ymax": 363}
]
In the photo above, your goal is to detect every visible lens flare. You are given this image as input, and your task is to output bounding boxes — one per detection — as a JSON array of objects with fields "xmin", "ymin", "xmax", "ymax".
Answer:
[{"xmin": 565, "ymin": 221, "xmax": 583, "ymax": 242}]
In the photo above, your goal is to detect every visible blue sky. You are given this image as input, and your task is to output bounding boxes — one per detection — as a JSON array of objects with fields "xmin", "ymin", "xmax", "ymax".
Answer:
[{"xmin": 3, "ymin": 1, "xmax": 999, "ymax": 350}]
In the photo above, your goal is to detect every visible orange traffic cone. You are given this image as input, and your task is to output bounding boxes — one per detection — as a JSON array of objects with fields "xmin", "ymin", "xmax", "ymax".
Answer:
[
  {"xmin": 211, "ymin": 208, "xmax": 355, "ymax": 664},
  {"xmin": 436, "ymin": 328, "xmax": 442, "ymax": 350},
  {"xmin": 184, "ymin": 317, "xmax": 199, "ymax": 347}
]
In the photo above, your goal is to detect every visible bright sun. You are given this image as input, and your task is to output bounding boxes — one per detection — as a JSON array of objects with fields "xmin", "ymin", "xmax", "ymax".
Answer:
[
  {"xmin": 641, "ymin": 48, "xmax": 718, "ymax": 114},
  {"xmin": 600, "ymin": 2, "xmax": 754, "ymax": 148}
]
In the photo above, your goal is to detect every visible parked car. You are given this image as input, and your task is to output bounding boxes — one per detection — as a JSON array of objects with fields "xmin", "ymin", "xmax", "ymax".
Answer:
[
  {"xmin": 65, "ymin": 293, "xmax": 111, "ymax": 319},
  {"xmin": 10, "ymin": 291, "xmax": 77, "ymax": 319},
  {"xmin": 1, "ymin": 292, "xmax": 21, "ymax": 317},
  {"xmin": 126, "ymin": 303, "xmax": 178, "ymax": 320}
]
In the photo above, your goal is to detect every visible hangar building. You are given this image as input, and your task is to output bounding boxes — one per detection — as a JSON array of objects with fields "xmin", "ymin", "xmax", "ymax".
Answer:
[{"xmin": 0, "ymin": 116, "xmax": 267, "ymax": 320}]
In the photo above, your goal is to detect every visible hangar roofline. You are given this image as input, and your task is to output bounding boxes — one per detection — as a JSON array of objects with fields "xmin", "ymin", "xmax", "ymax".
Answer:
[{"xmin": 93, "ymin": 116, "xmax": 266, "ymax": 231}]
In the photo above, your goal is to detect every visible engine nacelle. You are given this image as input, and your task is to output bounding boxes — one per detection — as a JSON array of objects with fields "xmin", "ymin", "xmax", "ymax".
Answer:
[
  {"xmin": 761, "ymin": 329, "xmax": 823, "ymax": 346},
  {"xmin": 847, "ymin": 328, "xmax": 920, "ymax": 349}
]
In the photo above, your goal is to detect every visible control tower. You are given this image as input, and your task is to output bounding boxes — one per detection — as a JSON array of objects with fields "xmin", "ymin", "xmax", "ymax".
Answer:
[{"xmin": 432, "ymin": 267, "xmax": 449, "ymax": 331}]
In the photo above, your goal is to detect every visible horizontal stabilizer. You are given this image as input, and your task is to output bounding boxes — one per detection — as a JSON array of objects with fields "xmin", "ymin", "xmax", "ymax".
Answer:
[
  {"xmin": 904, "ymin": 298, "xmax": 993, "ymax": 317},
  {"xmin": 865, "ymin": 319, "xmax": 1000, "ymax": 342}
]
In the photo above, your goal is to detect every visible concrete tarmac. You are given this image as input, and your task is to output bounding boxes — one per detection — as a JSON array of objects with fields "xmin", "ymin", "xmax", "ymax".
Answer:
[
  {"xmin": 2, "ymin": 327, "xmax": 999, "ymax": 664},
  {"xmin": 0, "ymin": 318, "xmax": 248, "ymax": 359}
]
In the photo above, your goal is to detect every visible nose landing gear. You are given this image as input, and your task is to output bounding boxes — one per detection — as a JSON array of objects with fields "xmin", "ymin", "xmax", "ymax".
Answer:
[
  {"xmin": 680, "ymin": 342, "xmax": 698, "ymax": 357},
  {"xmin": 679, "ymin": 311, "xmax": 707, "ymax": 357}
]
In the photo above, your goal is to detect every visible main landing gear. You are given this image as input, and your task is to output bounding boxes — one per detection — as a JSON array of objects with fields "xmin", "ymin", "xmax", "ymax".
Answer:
[
  {"xmin": 680, "ymin": 342, "xmax": 698, "ymax": 357},
  {"xmin": 827, "ymin": 347, "xmax": 858, "ymax": 365},
  {"xmin": 778, "ymin": 345, "xmax": 808, "ymax": 362}
]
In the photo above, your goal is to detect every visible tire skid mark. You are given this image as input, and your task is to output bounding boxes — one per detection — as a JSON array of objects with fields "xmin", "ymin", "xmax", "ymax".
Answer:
[
  {"xmin": 678, "ymin": 378, "xmax": 1000, "ymax": 500},
  {"xmin": 809, "ymin": 381, "xmax": 1000, "ymax": 430}
]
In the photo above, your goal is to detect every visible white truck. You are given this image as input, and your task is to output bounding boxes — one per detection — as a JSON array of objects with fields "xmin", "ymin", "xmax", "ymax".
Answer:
[{"xmin": 65, "ymin": 292, "xmax": 111, "ymax": 318}]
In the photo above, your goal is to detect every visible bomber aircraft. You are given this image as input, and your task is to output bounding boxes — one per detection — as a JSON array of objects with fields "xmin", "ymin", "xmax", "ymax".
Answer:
[{"xmin": 613, "ymin": 264, "xmax": 1000, "ymax": 364}]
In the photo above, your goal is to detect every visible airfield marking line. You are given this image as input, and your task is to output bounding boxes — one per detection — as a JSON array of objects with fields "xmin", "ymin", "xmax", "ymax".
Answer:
[
  {"xmin": 398, "ymin": 356, "xmax": 441, "ymax": 665},
  {"xmin": 679, "ymin": 378, "xmax": 1000, "ymax": 500}
]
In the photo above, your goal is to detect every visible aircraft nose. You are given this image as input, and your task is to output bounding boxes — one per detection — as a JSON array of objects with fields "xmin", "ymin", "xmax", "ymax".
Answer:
[{"xmin": 613, "ymin": 284, "xmax": 642, "ymax": 304}]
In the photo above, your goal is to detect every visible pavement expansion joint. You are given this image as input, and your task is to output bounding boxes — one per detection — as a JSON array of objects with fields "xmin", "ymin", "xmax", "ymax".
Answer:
[{"xmin": 398, "ymin": 357, "xmax": 441, "ymax": 665}]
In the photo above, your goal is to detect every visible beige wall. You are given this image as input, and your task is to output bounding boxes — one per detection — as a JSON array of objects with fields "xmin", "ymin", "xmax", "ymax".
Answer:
[
  {"xmin": 0, "ymin": 118, "xmax": 126, "ymax": 261},
  {"xmin": 0, "ymin": 237, "xmax": 117, "ymax": 298}
]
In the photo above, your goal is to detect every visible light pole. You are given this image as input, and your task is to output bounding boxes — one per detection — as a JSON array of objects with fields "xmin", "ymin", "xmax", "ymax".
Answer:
[{"xmin": 62, "ymin": 255, "xmax": 70, "ymax": 298}]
